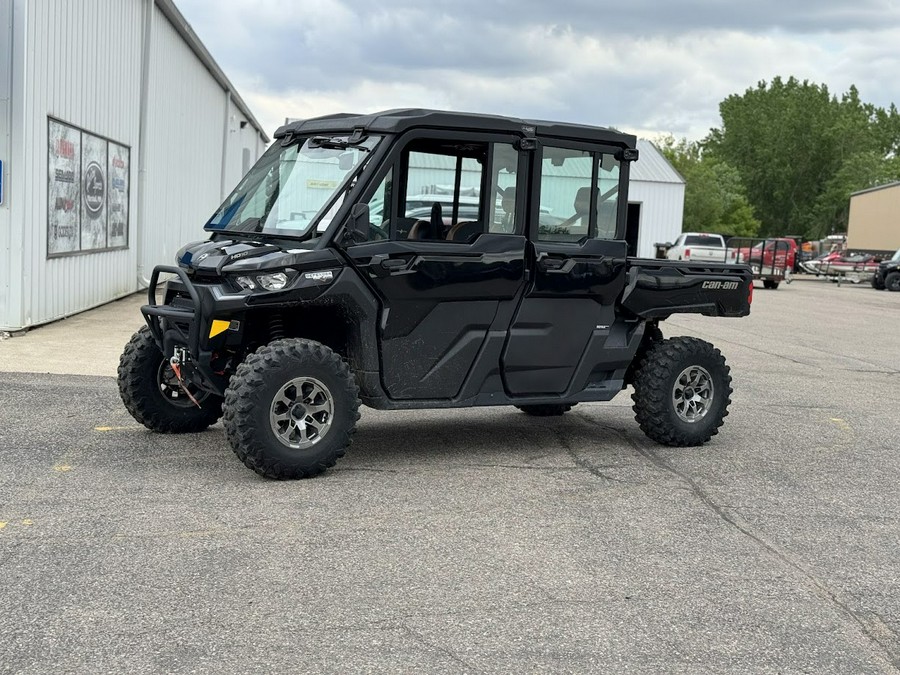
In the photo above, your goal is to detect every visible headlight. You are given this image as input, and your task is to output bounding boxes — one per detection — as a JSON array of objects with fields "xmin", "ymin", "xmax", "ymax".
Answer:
[
  {"xmin": 235, "ymin": 276, "xmax": 256, "ymax": 290},
  {"xmin": 258, "ymin": 272, "xmax": 289, "ymax": 291},
  {"xmin": 233, "ymin": 270, "xmax": 296, "ymax": 292}
]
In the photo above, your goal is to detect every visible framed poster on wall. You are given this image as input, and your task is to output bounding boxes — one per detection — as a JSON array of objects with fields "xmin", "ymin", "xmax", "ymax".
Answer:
[
  {"xmin": 47, "ymin": 117, "xmax": 130, "ymax": 258},
  {"xmin": 48, "ymin": 119, "xmax": 81, "ymax": 255},
  {"xmin": 107, "ymin": 142, "xmax": 130, "ymax": 248}
]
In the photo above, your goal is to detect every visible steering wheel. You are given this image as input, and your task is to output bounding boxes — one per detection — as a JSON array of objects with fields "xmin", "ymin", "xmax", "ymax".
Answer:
[{"xmin": 369, "ymin": 223, "xmax": 389, "ymax": 241}]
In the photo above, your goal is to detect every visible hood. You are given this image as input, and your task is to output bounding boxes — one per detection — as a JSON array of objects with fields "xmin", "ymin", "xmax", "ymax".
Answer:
[{"xmin": 176, "ymin": 238, "xmax": 339, "ymax": 274}]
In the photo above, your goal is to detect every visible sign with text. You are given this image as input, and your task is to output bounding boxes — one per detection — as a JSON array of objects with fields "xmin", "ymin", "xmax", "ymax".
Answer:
[{"xmin": 47, "ymin": 118, "xmax": 130, "ymax": 257}]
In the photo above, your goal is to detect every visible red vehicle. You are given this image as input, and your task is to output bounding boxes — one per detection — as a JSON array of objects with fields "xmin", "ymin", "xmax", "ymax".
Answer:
[{"xmin": 728, "ymin": 237, "xmax": 797, "ymax": 289}]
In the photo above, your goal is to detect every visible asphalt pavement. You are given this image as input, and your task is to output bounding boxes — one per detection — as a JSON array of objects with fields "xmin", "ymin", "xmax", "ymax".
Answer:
[{"xmin": 1, "ymin": 279, "xmax": 899, "ymax": 673}]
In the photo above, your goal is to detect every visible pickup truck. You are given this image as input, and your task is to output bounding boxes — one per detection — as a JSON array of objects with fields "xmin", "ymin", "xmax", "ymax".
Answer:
[
  {"xmin": 666, "ymin": 233, "xmax": 738, "ymax": 263},
  {"xmin": 118, "ymin": 109, "xmax": 753, "ymax": 480}
]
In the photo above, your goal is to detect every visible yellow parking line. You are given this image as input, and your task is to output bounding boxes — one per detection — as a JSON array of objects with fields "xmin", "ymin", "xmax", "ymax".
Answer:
[{"xmin": 829, "ymin": 417, "xmax": 851, "ymax": 432}]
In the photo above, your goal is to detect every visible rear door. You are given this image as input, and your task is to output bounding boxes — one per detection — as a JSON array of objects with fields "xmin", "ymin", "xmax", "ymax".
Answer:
[
  {"xmin": 502, "ymin": 142, "xmax": 628, "ymax": 395},
  {"xmin": 344, "ymin": 133, "xmax": 528, "ymax": 400}
]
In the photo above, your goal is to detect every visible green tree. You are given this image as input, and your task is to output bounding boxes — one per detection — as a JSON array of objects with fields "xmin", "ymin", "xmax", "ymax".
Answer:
[
  {"xmin": 657, "ymin": 136, "xmax": 760, "ymax": 237},
  {"xmin": 706, "ymin": 77, "xmax": 900, "ymax": 239}
]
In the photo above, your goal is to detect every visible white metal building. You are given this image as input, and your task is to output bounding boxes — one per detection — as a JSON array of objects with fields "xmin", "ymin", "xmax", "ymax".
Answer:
[
  {"xmin": 628, "ymin": 139, "xmax": 685, "ymax": 258},
  {"xmin": 0, "ymin": 0, "xmax": 269, "ymax": 331}
]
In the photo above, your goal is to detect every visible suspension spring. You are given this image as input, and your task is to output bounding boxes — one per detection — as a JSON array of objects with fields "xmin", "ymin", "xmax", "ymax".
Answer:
[{"xmin": 269, "ymin": 314, "xmax": 285, "ymax": 341}]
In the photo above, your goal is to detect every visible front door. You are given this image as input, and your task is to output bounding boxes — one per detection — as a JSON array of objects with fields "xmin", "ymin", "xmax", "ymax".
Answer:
[
  {"xmin": 502, "ymin": 143, "xmax": 628, "ymax": 395},
  {"xmin": 345, "ymin": 135, "xmax": 527, "ymax": 400}
]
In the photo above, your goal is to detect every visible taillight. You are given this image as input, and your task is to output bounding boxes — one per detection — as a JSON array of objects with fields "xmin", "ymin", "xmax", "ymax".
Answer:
[
  {"xmin": 684, "ymin": 248, "xmax": 691, "ymax": 259},
  {"xmin": 748, "ymin": 281, "xmax": 754, "ymax": 305}
]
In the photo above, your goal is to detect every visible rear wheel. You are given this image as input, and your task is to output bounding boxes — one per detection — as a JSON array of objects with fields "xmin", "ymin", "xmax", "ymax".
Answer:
[
  {"xmin": 885, "ymin": 272, "xmax": 900, "ymax": 292},
  {"xmin": 118, "ymin": 326, "xmax": 223, "ymax": 433},
  {"xmin": 871, "ymin": 276, "xmax": 885, "ymax": 290},
  {"xmin": 223, "ymin": 338, "xmax": 360, "ymax": 480},
  {"xmin": 632, "ymin": 337, "xmax": 732, "ymax": 446},
  {"xmin": 762, "ymin": 279, "xmax": 779, "ymax": 289},
  {"xmin": 516, "ymin": 404, "xmax": 574, "ymax": 417}
]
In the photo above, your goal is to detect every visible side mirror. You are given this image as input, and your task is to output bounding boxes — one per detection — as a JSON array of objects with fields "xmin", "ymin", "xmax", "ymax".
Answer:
[{"xmin": 345, "ymin": 203, "xmax": 370, "ymax": 244}]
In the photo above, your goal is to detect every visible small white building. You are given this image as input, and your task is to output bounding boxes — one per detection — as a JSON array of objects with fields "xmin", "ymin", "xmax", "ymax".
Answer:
[
  {"xmin": 0, "ymin": 0, "xmax": 269, "ymax": 331},
  {"xmin": 628, "ymin": 139, "xmax": 685, "ymax": 258}
]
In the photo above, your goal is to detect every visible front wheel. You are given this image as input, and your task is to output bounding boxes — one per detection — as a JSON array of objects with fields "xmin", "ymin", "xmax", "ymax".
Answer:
[
  {"xmin": 118, "ymin": 326, "xmax": 223, "ymax": 433},
  {"xmin": 631, "ymin": 337, "xmax": 732, "ymax": 447},
  {"xmin": 223, "ymin": 339, "xmax": 360, "ymax": 480},
  {"xmin": 885, "ymin": 272, "xmax": 900, "ymax": 292}
]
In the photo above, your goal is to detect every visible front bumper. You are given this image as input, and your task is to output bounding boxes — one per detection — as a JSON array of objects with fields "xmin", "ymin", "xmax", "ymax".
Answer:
[
  {"xmin": 142, "ymin": 264, "xmax": 343, "ymax": 395},
  {"xmin": 142, "ymin": 266, "xmax": 234, "ymax": 395}
]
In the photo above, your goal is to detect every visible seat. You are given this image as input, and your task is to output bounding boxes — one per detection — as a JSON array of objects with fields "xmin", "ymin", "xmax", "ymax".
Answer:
[
  {"xmin": 496, "ymin": 186, "xmax": 516, "ymax": 233},
  {"xmin": 558, "ymin": 186, "xmax": 595, "ymax": 232},
  {"xmin": 407, "ymin": 202, "xmax": 443, "ymax": 240},
  {"xmin": 447, "ymin": 220, "xmax": 483, "ymax": 242}
]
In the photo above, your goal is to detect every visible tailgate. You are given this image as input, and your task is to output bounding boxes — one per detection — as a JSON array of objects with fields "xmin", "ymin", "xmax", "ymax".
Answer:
[
  {"xmin": 621, "ymin": 259, "xmax": 752, "ymax": 319},
  {"xmin": 687, "ymin": 247, "xmax": 733, "ymax": 263}
]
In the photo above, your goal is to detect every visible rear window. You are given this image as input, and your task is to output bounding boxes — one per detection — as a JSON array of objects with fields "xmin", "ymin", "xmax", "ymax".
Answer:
[{"xmin": 683, "ymin": 235, "xmax": 723, "ymax": 247}]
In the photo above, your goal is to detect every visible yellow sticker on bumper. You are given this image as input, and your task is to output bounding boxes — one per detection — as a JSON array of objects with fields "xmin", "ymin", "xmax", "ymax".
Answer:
[{"xmin": 209, "ymin": 320, "xmax": 230, "ymax": 339}]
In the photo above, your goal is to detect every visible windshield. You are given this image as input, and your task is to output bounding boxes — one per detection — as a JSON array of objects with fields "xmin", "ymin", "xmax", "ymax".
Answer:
[
  {"xmin": 206, "ymin": 134, "xmax": 381, "ymax": 239},
  {"xmin": 892, "ymin": 248, "xmax": 900, "ymax": 262}
]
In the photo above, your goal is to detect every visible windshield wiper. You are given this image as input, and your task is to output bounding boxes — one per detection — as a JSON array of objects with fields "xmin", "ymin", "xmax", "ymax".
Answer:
[{"xmin": 308, "ymin": 127, "xmax": 370, "ymax": 150}]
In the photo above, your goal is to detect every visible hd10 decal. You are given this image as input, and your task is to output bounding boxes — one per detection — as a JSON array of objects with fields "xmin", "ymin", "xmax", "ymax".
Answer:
[{"xmin": 48, "ymin": 118, "xmax": 130, "ymax": 257}]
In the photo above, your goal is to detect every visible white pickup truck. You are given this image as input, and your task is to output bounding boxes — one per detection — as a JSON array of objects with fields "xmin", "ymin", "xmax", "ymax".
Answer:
[{"xmin": 665, "ymin": 233, "xmax": 737, "ymax": 263}]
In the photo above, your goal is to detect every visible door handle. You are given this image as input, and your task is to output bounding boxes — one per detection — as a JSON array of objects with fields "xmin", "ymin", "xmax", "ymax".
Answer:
[
  {"xmin": 538, "ymin": 257, "xmax": 575, "ymax": 273},
  {"xmin": 380, "ymin": 258, "xmax": 408, "ymax": 271}
]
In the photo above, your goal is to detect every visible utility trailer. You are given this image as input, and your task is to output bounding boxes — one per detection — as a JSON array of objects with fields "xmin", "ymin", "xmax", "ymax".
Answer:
[{"xmin": 727, "ymin": 237, "xmax": 795, "ymax": 290}]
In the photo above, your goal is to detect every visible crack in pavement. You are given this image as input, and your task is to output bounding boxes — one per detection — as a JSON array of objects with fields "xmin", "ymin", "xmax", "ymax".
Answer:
[
  {"xmin": 571, "ymin": 413, "xmax": 900, "ymax": 671},
  {"xmin": 400, "ymin": 623, "xmax": 482, "ymax": 673},
  {"xmin": 549, "ymin": 424, "xmax": 639, "ymax": 485}
]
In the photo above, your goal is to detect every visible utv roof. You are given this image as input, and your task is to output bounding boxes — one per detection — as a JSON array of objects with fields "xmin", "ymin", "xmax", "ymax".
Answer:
[{"xmin": 275, "ymin": 108, "xmax": 636, "ymax": 147}]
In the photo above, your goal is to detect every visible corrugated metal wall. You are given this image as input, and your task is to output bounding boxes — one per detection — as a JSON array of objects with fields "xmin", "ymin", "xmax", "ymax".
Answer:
[
  {"xmin": 0, "ymin": 2, "xmax": 14, "ymax": 326},
  {"xmin": 139, "ymin": 3, "xmax": 228, "ymax": 274},
  {"xmin": 2, "ymin": 0, "xmax": 268, "ymax": 330},
  {"xmin": 14, "ymin": 0, "xmax": 142, "ymax": 329},
  {"xmin": 628, "ymin": 181, "xmax": 685, "ymax": 258}
]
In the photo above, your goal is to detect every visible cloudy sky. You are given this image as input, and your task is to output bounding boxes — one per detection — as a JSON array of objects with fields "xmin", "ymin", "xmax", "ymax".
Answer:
[{"xmin": 175, "ymin": 0, "xmax": 900, "ymax": 141}]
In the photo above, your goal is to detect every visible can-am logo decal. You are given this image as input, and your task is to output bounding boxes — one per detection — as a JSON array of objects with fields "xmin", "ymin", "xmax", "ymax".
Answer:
[
  {"xmin": 304, "ymin": 270, "xmax": 334, "ymax": 283},
  {"xmin": 82, "ymin": 161, "xmax": 105, "ymax": 219},
  {"xmin": 702, "ymin": 281, "xmax": 739, "ymax": 290}
]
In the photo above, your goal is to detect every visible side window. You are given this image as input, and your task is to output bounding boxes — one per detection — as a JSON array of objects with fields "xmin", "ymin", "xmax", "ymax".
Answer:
[
  {"xmin": 489, "ymin": 144, "xmax": 519, "ymax": 234},
  {"xmin": 400, "ymin": 148, "xmax": 484, "ymax": 241},
  {"xmin": 353, "ymin": 139, "xmax": 521, "ymax": 244},
  {"xmin": 596, "ymin": 154, "xmax": 620, "ymax": 240},
  {"xmin": 363, "ymin": 167, "xmax": 392, "ymax": 241},
  {"xmin": 537, "ymin": 147, "xmax": 621, "ymax": 242},
  {"xmin": 538, "ymin": 148, "xmax": 593, "ymax": 242}
]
